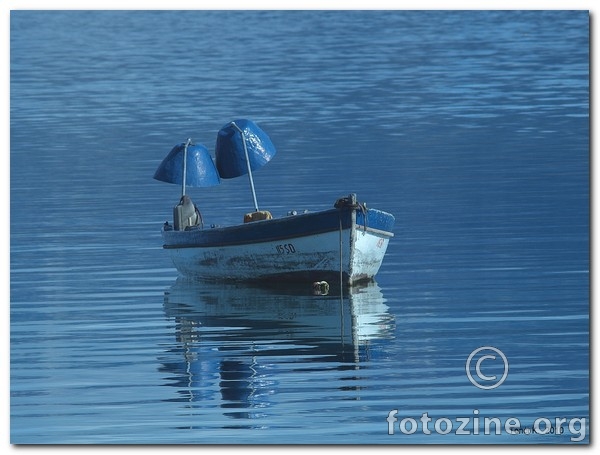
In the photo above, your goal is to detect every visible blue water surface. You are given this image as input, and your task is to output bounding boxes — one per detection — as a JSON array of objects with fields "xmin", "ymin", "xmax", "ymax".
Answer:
[{"xmin": 10, "ymin": 10, "xmax": 589, "ymax": 444}]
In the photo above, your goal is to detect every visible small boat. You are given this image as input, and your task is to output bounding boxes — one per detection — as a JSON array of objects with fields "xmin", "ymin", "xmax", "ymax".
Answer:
[{"xmin": 154, "ymin": 119, "xmax": 395, "ymax": 286}]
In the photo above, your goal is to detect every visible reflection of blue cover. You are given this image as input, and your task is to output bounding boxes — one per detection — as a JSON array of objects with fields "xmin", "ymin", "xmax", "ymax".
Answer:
[
  {"xmin": 154, "ymin": 142, "xmax": 220, "ymax": 187},
  {"xmin": 215, "ymin": 119, "xmax": 276, "ymax": 179}
]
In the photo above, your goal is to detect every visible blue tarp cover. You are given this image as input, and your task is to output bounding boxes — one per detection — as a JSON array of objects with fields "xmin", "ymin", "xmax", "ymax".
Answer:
[
  {"xmin": 154, "ymin": 142, "xmax": 220, "ymax": 187},
  {"xmin": 215, "ymin": 119, "xmax": 276, "ymax": 179}
]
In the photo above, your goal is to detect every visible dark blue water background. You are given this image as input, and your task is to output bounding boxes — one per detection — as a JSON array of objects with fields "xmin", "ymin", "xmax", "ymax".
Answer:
[{"xmin": 10, "ymin": 10, "xmax": 589, "ymax": 444}]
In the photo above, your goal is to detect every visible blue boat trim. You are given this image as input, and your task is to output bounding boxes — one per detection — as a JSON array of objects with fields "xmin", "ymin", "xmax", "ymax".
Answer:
[
  {"xmin": 356, "ymin": 208, "xmax": 395, "ymax": 234},
  {"xmin": 163, "ymin": 208, "xmax": 352, "ymax": 249},
  {"xmin": 163, "ymin": 207, "xmax": 394, "ymax": 249}
]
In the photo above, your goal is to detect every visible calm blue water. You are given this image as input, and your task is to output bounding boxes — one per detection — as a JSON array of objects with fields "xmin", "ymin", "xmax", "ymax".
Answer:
[{"xmin": 10, "ymin": 10, "xmax": 589, "ymax": 444}]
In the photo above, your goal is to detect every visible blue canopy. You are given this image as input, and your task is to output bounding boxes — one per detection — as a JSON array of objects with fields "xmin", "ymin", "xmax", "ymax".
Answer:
[
  {"xmin": 215, "ymin": 119, "xmax": 276, "ymax": 179},
  {"xmin": 154, "ymin": 141, "xmax": 220, "ymax": 188}
]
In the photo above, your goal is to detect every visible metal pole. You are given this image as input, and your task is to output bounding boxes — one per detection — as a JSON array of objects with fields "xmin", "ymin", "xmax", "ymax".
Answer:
[
  {"xmin": 339, "ymin": 214, "xmax": 344, "ymax": 300},
  {"xmin": 182, "ymin": 138, "xmax": 191, "ymax": 198},
  {"xmin": 231, "ymin": 122, "xmax": 259, "ymax": 212}
]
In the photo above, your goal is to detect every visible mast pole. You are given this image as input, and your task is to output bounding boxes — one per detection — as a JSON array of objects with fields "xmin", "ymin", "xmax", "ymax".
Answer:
[
  {"xmin": 182, "ymin": 138, "xmax": 192, "ymax": 198},
  {"xmin": 230, "ymin": 122, "xmax": 259, "ymax": 212}
]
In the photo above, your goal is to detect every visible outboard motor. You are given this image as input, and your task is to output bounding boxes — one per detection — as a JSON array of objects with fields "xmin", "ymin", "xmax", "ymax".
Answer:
[{"xmin": 173, "ymin": 195, "xmax": 202, "ymax": 230}]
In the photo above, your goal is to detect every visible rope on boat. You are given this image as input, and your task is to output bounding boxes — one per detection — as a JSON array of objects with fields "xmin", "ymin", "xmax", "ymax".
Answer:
[{"xmin": 334, "ymin": 195, "xmax": 369, "ymax": 232}]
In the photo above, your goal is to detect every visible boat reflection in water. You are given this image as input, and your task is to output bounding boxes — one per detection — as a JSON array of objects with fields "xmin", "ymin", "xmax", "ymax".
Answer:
[{"xmin": 160, "ymin": 278, "xmax": 395, "ymax": 423}]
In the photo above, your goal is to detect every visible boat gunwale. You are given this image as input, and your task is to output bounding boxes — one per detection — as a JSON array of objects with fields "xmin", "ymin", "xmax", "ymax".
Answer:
[{"xmin": 162, "ymin": 207, "xmax": 394, "ymax": 249}]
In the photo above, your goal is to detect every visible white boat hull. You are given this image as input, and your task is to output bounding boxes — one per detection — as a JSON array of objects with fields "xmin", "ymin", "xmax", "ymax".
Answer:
[
  {"xmin": 161, "ymin": 195, "xmax": 395, "ymax": 286},
  {"xmin": 165, "ymin": 226, "xmax": 391, "ymax": 285}
]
